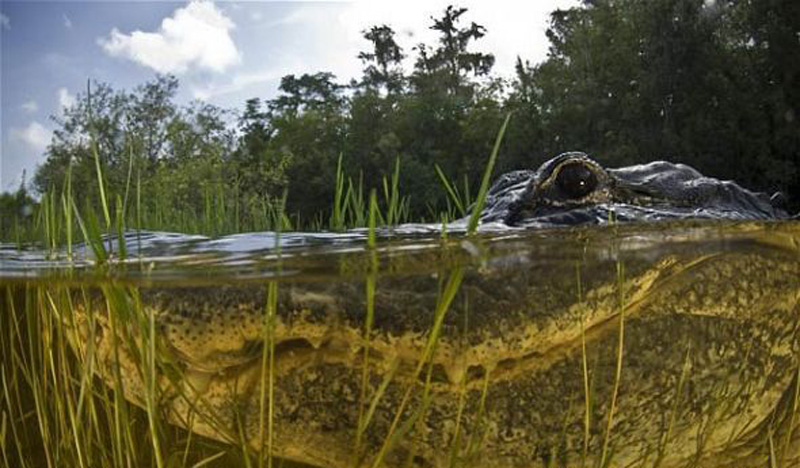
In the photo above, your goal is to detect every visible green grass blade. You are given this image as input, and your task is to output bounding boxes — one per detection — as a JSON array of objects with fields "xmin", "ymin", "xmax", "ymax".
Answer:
[
  {"xmin": 86, "ymin": 82, "xmax": 111, "ymax": 229},
  {"xmin": 434, "ymin": 164, "xmax": 465, "ymax": 217},
  {"xmin": 599, "ymin": 261, "xmax": 626, "ymax": 468},
  {"xmin": 332, "ymin": 153, "xmax": 346, "ymax": 231},
  {"xmin": 467, "ymin": 113, "xmax": 511, "ymax": 234}
]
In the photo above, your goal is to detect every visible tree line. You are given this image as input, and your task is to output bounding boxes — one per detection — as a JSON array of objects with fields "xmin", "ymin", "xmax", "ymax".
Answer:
[{"xmin": 4, "ymin": 0, "xmax": 798, "ymax": 237}]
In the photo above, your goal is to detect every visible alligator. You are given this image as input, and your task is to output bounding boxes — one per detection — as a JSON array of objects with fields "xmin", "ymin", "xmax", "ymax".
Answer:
[
  {"xmin": 69, "ymin": 153, "xmax": 799, "ymax": 468},
  {"xmin": 479, "ymin": 152, "xmax": 786, "ymax": 226}
]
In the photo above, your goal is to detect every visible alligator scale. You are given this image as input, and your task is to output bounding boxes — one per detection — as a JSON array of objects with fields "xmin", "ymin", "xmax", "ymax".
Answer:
[{"xmin": 68, "ymin": 153, "xmax": 799, "ymax": 467}]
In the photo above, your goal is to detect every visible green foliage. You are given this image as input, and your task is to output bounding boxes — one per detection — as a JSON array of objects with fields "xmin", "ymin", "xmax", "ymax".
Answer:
[
  {"xmin": 505, "ymin": 0, "xmax": 799, "ymax": 208},
  {"xmin": 0, "ymin": 173, "xmax": 37, "ymax": 244},
  {"xmin": 4, "ymin": 1, "xmax": 798, "ymax": 243},
  {"xmin": 358, "ymin": 25, "xmax": 406, "ymax": 94},
  {"xmin": 412, "ymin": 5, "xmax": 495, "ymax": 99}
]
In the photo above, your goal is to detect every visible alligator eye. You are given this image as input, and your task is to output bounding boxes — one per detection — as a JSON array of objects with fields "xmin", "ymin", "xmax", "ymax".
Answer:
[{"xmin": 555, "ymin": 162, "xmax": 598, "ymax": 199}]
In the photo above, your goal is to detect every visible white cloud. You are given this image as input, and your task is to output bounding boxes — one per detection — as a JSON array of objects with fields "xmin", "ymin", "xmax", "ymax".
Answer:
[
  {"xmin": 99, "ymin": 0, "xmax": 240, "ymax": 74},
  {"xmin": 192, "ymin": 68, "xmax": 282, "ymax": 101},
  {"xmin": 63, "ymin": 13, "xmax": 73, "ymax": 29},
  {"xmin": 58, "ymin": 88, "xmax": 76, "ymax": 109},
  {"xmin": 10, "ymin": 122, "xmax": 52, "ymax": 154},
  {"xmin": 21, "ymin": 101, "xmax": 39, "ymax": 113},
  {"xmin": 0, "ymin": 13, "xmax": 9, "ymax": 30}
]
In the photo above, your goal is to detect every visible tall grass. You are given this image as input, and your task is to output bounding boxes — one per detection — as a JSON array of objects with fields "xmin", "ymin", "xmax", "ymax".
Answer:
[
  {"xmin": 598, "ymin": 260, "xmax": 626, "ymax": 468},
  {"xmin": 258, "ymin": 280, "xmax": 278, "ymax": 468},
  {"xmin": 5, "ymin": 149, "xmax": 418, "ymax": 246},
  {"xmin": 447, "ymin": 294, "xmax": 472, "ymax": 468},
  {"xmin": 0, "ymin": 282, "xmax": 262, "ymax": 468},
  {"xmin": 365, "ymin": 115, "xmax": 510, "ymax": 467},
  {"xmin": 435, "ymin": 165, "xmax": 472, "ymax": 221},
  {"xmin": 258, "ymin": 190, "xmax": 284, "ymax": 468},
  {"xmin": 369, "ymin": 268, "xmax": 466, "ymax": 468},
  {"xmin": 87, "ymin": 83, "xmax": 111, "ymax": 232},
  {"xmin": 575, "ymin": 260, "xmax": 591, "ymax": 468},
  {"xmin": 0, "ymin": 114, "xmax": 516, "ymax": 468},
  {"xmin": 331, "ymin": 156, "xmax": 411, "ymax": 232},
  {"xmin": 3, "ymin": 110, "xmax": 798, "ymax": 468},
  {"xmin": 354, "ymin": 191, "xmax": 379, "ymax": 466}
]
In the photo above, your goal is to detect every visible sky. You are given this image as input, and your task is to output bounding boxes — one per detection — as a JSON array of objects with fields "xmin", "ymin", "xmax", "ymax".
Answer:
[{"xmin": 0, "ymin": 0, "xmax": 580, "ymax": 193}]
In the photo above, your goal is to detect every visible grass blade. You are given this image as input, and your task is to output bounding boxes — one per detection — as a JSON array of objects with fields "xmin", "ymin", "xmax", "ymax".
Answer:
[{"xmin": 467, "ymin": 113, "xmax": 511, "ymax": 234}]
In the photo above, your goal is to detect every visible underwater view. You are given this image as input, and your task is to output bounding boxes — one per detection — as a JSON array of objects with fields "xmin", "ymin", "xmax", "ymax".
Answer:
[{"xmin": 2, "ymin": 220, "xmax": 799, "ymax": 468}]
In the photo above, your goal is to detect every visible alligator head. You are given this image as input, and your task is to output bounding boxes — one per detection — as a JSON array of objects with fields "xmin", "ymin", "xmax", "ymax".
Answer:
[{"xmin": 480, "ymin": 152, "xmax": 787, "ymax": 227}]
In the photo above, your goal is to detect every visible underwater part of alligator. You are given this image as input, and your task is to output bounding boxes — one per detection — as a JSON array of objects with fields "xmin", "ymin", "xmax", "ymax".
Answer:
[
  {"xmin": 63, "ymin": 154, "xmax": 798, "ymax": 467},
  {"xmin": 478, "ymin": 152, "xmax": 788, "ymax": 227},
  {"xmin": 70, "ymin": 225, "xmax": 800, "ymax": 468}
]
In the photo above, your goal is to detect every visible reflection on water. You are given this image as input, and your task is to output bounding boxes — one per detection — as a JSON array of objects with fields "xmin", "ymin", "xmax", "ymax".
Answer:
[{"xmin": 1, "ymin": 220, "xmax": 799, "ymax": 468}]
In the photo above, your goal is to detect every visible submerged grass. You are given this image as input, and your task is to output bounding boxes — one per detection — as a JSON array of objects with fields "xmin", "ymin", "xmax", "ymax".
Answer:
[
  {"xmin": 1, "ymin": 84, "xmax": 314, "ymax": 468},
  {"xmin": 369, "ymin": 268, "xmax": 466, "ymax": 468},
  {"xmin": 365, "ymin": 114, "xmax": 511, "ymax": 467},
  {"xmin": 574, "ymin": 260, "xmax": 591, "ymax": 468},
  {"xmin": 2, "ymin": 284, "xmax": 291, "ymax": 468},
  {"xmin": 354, "ymin": 191, "xmax": 379, "ymax": 466},
  {"xmin": 653, "ymin": 345, "xmax": 692, "ymax": 468},
  {"xmin": 4, "ymin": 108, "xmax": 795, "ymax": 468},
  {"xmin": 259, "ymin": 260, "xmax": 280, "ymax": 468},
  {"xmin": 782, "ymin": 366, "xmax": 800, "ymax": 463},
  {"xmin": 598, "ymin": 260, "xmax": 626, "ymax": 468}
]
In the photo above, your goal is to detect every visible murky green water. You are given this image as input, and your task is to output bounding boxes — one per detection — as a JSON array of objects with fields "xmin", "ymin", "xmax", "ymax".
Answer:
[{"xmin": 2, "ymin": 221, "xmax": 799, "ymax": 468}]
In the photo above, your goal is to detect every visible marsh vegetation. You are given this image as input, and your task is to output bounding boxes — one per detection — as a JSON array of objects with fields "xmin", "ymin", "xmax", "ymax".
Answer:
[
  {"xmin": 2, "ymin": 0, "xmax": 798, "ymax": 241},
  {"xmin": 1, "ymin": 2, "xmax": 799, "ymax": 468}
]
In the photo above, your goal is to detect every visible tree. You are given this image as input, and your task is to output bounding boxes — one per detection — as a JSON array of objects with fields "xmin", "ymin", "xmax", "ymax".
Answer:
[
  {"xmin": 34, "ymin": 80, "xmax": 130, "ymax": 208},
  {"xmin": 232, "ymin": 98, "xmax": 290, "ymax": 213},
  {"xmin": 269, "ymin": 72, "xmax": 345, "ymax": 116},
  {"xmin": 411, "ymin": 5, "xmax": 495, "ymax": 101},
  {"xmin": 358, "ymin": 25, "xmax": 406, "ymax": 95},
  {"xmin": 127, "ymin": 75, "xmax": 179, "ymax": 164},
  {"xmin": 33, "ymin": 76, "xmax": 241, "ymax": 228},
  {"xmin": 0, "ymin": 171, "xmax": 36, "ymax": 239},
  {"xmin": 267, "ymin": 72, "xmax": 348, "ymax": 219},
  {"xmin": 21, "ymin": 1, "xmax": 797, "ymax": 236}
]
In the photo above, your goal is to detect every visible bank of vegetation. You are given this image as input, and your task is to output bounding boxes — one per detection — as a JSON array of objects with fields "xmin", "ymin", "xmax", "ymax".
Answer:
[{"xmin": 2, "ymin": 0, "xmax": 797, "ymax": 241}]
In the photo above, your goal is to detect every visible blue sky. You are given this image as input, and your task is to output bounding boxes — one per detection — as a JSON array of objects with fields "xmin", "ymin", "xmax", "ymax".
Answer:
[{"xmin": 0, "ymin": 0, "xmax": 579, "ymax": 193}]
